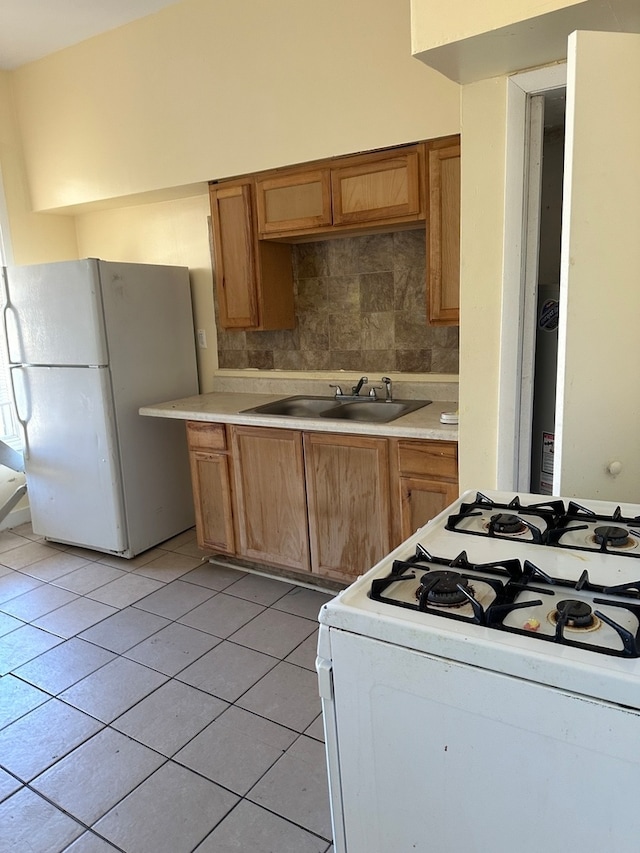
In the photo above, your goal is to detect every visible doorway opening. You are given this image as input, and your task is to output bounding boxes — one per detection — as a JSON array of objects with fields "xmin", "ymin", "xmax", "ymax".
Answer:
[
  {"xmin": 528, "ymin": 89, "xmax": 565, "ymax": 494},
  {"xmin": 496, "ymin": 63, "xmax": 566, "ymax": 493}
]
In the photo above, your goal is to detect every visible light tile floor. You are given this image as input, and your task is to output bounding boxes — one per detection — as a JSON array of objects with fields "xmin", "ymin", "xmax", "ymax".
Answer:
[{"xmin": 0, "ymin": 523, "xmax": 336, "ymax": 853}]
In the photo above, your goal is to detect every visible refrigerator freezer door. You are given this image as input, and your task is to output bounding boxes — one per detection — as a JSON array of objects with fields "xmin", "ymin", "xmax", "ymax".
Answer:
[
  {"xmin": 97, "ymin": 261, "xmax": 198, "ymax": 553},
  {"xmin": 13, "ymin": 365, "xmax": 127, "ymax": 552},
  {"xmin": 5, "ymin": 259, "xmax": 108, "ymax": 366}
]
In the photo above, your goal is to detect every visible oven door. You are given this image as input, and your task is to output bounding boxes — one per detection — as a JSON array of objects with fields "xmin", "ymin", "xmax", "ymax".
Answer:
[{"xmin": 325, "ymin": 627, "xmax": 640, "ymax": 853}]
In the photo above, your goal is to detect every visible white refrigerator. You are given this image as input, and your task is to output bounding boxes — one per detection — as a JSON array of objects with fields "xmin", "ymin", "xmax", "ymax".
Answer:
[{"xmin": 2, "ymin": 258, "xmax": 199, "ymax": 557}]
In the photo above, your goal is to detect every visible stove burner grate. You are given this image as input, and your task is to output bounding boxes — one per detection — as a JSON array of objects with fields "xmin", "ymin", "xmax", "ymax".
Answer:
[
  {"xmin": 369, "ymin": 549, "xmax": 640, "ymax": 657},
  {"xmin": 446, "ymin": 493, "xmax": 640, "ymax": 559}
]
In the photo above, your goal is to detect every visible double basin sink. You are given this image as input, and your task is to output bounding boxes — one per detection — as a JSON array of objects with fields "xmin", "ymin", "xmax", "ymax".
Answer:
[{"xmin": 241, "ymin": 395, "xmax": 431, "ymax": 425}]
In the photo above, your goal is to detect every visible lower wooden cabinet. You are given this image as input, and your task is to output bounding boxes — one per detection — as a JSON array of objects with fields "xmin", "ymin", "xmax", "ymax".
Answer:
[
  {"xmin": 186, "ymin": 422, "xmax": 235, "ymax": 554},
  {"xmin": 186, "ymin": 423, "xmax": 458, "ymax": 584},
  {"xmin": 303, "ymin": 432, "xmax": 391, "ymax": 583},
  {"xmin": 389, "ymin": 438, "xmax": 459, "ymax": 545},
  {"xmin": 230, "ymin": 425, "xmax": 310, "ymax": 572},
  {"xmin": 397, "ymin": 476, "xmax": 459, "ymax": 543}
]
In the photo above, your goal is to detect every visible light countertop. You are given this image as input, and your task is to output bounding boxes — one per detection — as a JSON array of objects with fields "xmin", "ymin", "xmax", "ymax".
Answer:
[{"xmin": 140, "ymin": 392, "xmax": 459, "ymax": 441}]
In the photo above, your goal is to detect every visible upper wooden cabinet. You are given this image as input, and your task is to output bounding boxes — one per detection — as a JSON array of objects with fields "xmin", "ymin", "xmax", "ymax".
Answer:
[
  {"xmin": 427, "ymin": 137, "xmax": 460, "ymax": 326},
  {"xmin": 209, "ymin": 180, "xmax": 295, "ymax": 330},
  {"xmin": 209, "ymin": 136, "xmax": 460, "ymax": 331},
  {"xmin": 331, "ymin": 149, "xmax": 422, "ymax": 227},
  {"xmin": 254, "ymin": 145, "xmax": 425, "ymax": 239},
  {"xmin": 256, "ymin": 169, "xmax": 332, "ymax": 235}
]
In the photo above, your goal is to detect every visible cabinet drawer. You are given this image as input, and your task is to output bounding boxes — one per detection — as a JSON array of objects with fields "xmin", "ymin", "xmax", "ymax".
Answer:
[
  {"xmin": 396, "ymin": 440, "xmax": 457, "ymax": 480},
  {"xmin": 186, "ymin": 421, "xmax": 227, "ymax": 452}
]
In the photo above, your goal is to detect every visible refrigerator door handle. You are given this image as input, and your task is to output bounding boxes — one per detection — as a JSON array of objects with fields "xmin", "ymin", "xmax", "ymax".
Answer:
[
  {"xmin": 8, "ymin": 366, "xmax": 30, "ymax": 459},
  {"xmin": 1, "ymin": 270, "xmax": 22, "ymax": 365}
]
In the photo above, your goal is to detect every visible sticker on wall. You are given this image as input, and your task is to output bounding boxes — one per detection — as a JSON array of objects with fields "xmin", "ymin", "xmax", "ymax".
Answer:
[
  {"xmin": 538, "ymin": 299, "xmax": 559, "ymax": 332},
  {"xmin": 542, "ymin": 432, "xmax": 555, "ymax": 475},
  {"xmin": 539, "ymin": 476, "xmax": 553, "ymax": 496}
]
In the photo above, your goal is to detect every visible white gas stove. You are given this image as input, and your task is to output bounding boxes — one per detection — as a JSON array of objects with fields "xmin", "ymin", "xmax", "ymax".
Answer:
[{"xmin": 317, "ymin": 490, "xmax": 640, "ymax": 853}]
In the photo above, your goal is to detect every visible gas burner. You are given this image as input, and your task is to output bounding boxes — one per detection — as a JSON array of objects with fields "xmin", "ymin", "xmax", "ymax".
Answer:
[
  {"xmin": 416, "ymin": 570, "xmax": 471, "ymax": 607},
  {"xmin": 549, "ymin": 599, "xmax": 601, "ymax": 633},
  {"xmin": 591, "ymin": 525, "xmax": 636, "ymax": 550},
  {"xmin": 488, "ymin": 513, "xmax": 528, "ymax": 535}
]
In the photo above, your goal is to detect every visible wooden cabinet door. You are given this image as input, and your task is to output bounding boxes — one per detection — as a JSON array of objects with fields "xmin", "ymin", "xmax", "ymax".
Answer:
[
  {"xmin": 209, "ymin": 182, "xmax": 259, "ymax": 329},
  {"xmin": 304, "ymin": 432, "xmax": 391, "ymax": 583},
  {"xmin": 189, "ymin": 451, "xmax": 236, "ymax": 554},
  {"xmin": 389, "ymin": 437, "xmax": 458, "ymax": 546},
  {"xmin": 187, "ymin": 422, "xmax": 235, "ymax": 555},
  {"xmin": 231, "ymin": 426, "xmax": 310, "ymax": 571},
  {"xmin": 331, "ymin": 148, "xmax": 423, "ymax": 227},
  {"xmin": 209, "ymin": 181, "xmax": 295, "ymax": 331},
  {"xmin": 427, "ymin": 138, "xmax": 460, "ymax": 325},
  {"xmin": 398, "ymin": 476, "xmax": 458, "ymax": 541},
  {"xmin": 256, "ymin": 169, "xmax": 332, "ymax": 236}
]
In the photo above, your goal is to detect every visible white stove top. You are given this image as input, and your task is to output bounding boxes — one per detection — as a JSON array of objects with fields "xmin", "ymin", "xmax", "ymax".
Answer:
[{"xmin": 319, "ymin": 489, "xmax": 640, "ymax": 710}]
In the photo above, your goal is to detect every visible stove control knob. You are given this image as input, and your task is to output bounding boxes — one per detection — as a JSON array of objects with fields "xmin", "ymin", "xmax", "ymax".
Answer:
[{"xmin": 607, "ymin": 460, "xmax": 622, "ymax": 476}]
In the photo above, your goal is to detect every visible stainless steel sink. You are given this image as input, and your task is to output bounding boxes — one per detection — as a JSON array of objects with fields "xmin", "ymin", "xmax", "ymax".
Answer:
[
  {"xmin": 242, "ymin": 396, "xmax": 340, "ymax": 418},
  {"xmin": 322, "ymin": 400, "xmax": 429, "ymax": 423},
  {"xmin": 241, "ymin": 395, "xmax": 431, "ymax": 424}
]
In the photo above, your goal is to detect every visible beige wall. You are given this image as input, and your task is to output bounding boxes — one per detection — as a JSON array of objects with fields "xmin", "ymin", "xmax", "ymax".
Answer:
[
  {"xmin": 11, "ymin": 0, "xmax": 460, "ymax": 213},
  {"xmin": 0, "ymin": 72, "xmax": 77, "ymax": 264},
  {"xmin": 411, "ymin": 0, "xmax": 585, "ymax": 53},
  {"xmin": 457, "ymin": 76, "xmax": 508, "ymax": 491},
  {"xmin": 3, "ymin": 0, "xmax": 461, "ymax": 400},
  {"xmin": 74, "ymin": 195, "xmax": 216, "ymax": 391}
]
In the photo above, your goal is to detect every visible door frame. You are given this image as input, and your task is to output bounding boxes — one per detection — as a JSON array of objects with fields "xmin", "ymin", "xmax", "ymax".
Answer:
[{"xmin": 497, "ymin": 63, "xmax": 567, "ymax": 491}]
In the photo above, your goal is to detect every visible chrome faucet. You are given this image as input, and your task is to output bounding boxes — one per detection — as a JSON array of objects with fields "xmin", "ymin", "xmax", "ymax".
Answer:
[
  {"xmin": 381, "ymin": 376, "xmax": 393, "ymax": 402},
  {"xmin": 351, "ymin": 376, "xmax": 368, "ymax": 396}
]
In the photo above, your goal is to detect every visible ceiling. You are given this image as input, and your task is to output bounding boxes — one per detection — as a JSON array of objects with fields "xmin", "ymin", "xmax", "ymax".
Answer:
[{"xmin": 0, "ymin": 0, "xmax": 182, "ymax": 70}]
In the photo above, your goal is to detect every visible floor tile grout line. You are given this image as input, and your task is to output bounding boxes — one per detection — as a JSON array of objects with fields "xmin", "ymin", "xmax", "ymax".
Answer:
[
  {"xmin": 5, "ymin": 630, "xmax": 320, "ymax": 742},
  {"xmin": 187, "ymin": 793, "xmax": 333, "ymax": 853},
  {"xmin": 0, "ymin": 588, "xmax": 83, "ymax": 626},
  {"xmin": 4, "ymin": 639, "xmax": 323, "ymax": 761},
  {"xmin": 0, "ymin": 532, "xmax": 335, "ymax": 851},
  {"xmin": 3, "ymin": 586, "xmax": 319, "ymax": 685},
  {"xmin": 3, "ymin": 574, "xmax": 323, "ymax": 704},
  {"xmin": 18, "ymin": 766, "xmax": 139, "ymax": 853},
  {"xmin": 7, "ymin": 727, "xmax": 331, "ymax": 849},
  {"xmin": 1, "ymin": 729, "xmax": 330, "ymax": 840}
]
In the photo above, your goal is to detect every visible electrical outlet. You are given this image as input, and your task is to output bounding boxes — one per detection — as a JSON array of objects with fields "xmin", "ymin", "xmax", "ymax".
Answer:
[{"xmin": 197, "ymin": 329, "xmax": 207, "ymax": 349}]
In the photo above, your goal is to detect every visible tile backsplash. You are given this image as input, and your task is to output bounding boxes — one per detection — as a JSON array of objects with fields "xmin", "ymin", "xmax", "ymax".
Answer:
[{"xmin": 216, "ymin": 230, "xmax": 459, "ymax": 373}]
